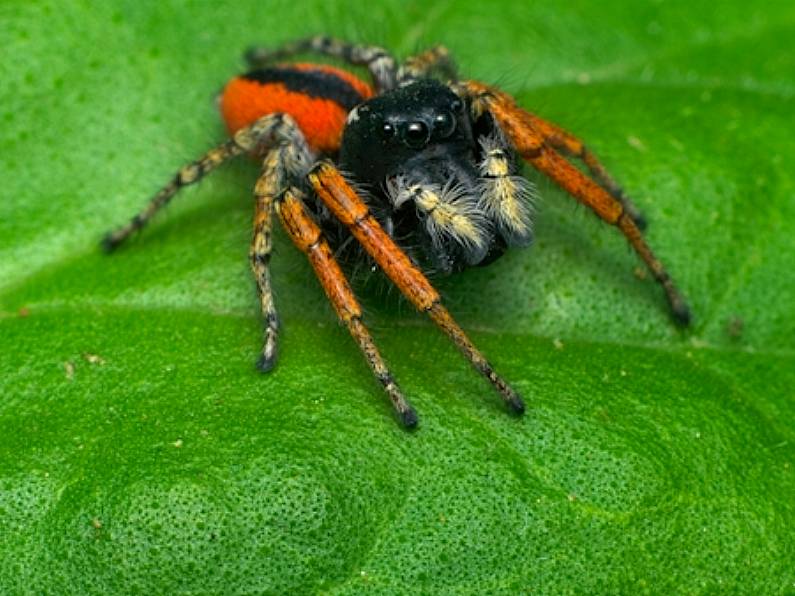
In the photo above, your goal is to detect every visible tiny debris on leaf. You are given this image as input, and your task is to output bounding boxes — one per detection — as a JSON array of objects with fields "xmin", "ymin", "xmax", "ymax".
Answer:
[
  {"xmin": 726, "ymin": 316, "xmax": 744, "ymax": 339},
  {"xmin": 172, "ymin": 439, "xmax": 183, "ymax": 448},
  {"xmin": 627, "ymin": 135, "xmax": 647, "ymax": 152},
  {"xmin": 82, "ymin": 353, "xmax": 106, "ymax": 365},
  {"xmin": 18, "ymin": 306, "xmax": 30, "ymax": 317},
  {"xmin": 553, "ymin": 338, "xmax": 564, "ymax": 350},
  {"xmin": 64, "ymin": 361, "xmax": 75, "ymax": 380}
]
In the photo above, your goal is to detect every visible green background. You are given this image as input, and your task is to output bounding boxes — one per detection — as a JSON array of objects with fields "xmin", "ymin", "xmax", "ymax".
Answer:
[{"xmin": 1, "ymin": 1, "xmax": 794, "ymax": 593}]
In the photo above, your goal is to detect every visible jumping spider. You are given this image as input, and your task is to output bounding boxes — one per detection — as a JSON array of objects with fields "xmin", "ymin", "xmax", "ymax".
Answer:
[{"xmin": 102, "ymin": 37, "xmax": 691, "ymax": 428}]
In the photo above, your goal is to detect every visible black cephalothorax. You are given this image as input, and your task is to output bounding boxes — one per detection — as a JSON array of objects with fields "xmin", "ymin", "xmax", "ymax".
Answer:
[{"xmin": 338, "ymin": 79, "xmax": 531, "ymax": 274}]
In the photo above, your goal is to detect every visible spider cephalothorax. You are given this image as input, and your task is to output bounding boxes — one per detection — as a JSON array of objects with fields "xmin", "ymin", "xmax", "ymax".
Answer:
[
  {"xmin": 340, "ymin": 79, "xmax": 532, "ymax": 274},
  {"xmin": 102, "ymin": 37, "xmax": 691, "ymax": 428}
]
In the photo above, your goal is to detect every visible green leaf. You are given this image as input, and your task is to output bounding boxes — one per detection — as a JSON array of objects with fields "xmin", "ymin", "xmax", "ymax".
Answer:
[{"xmin": 2, "ymin": 1, "xmax": 793, "ymax": 593}]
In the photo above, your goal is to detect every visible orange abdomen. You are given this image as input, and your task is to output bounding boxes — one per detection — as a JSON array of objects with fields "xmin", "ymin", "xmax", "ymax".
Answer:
[{"xmin": 220, "ymin": 63, "xmax": 374, "ymax": 154}]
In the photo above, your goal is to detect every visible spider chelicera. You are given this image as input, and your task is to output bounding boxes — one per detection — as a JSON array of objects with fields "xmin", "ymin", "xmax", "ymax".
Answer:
[{"xmin": 102, "ymin": 37, "xmax": 691, "ymax": 428}]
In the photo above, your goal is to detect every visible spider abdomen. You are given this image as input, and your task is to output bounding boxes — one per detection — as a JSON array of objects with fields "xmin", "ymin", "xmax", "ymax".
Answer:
[{"xmin": 220, "ymin": 63, "xmax": 373, "ymax": 154}]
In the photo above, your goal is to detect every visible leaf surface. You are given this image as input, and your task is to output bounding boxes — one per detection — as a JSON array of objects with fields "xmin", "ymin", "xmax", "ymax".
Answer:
[{"xmin": 1, "ymin": 2, "xmax": 793, "ymax": 593}]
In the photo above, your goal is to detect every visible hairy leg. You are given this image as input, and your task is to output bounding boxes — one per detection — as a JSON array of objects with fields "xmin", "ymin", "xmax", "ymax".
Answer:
[
  {"xmin": 277, "ymin": 187, "xmax": 417, "ymax": 427},
  {"xmin": 248, "ymin": 117, "xmax": 314, "ymax": 372},
  {"xmin": 309, "ymin": 162, "xmax": 525, "ymax": 414},
  {"xmin": 521, "ymin": 112, "xmax": 646, "ymax": 229},
  {"xmin": 245, "ymin": 36, "xmax": 398, "ymax": 92},
  {"xmin": 102, "ymin": 114, "xmax": 297, "ymax": 252},
  {"xmin": 397, "ymin": 45, "xmax": 458, "ymax": 86},
  {"xmin": 457, "ymin": 80, "xmax": 690, "ymax": 325}
]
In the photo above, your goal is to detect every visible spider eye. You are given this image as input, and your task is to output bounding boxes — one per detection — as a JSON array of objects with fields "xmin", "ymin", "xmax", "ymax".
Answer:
[
  {"xmin": 451, "ymin": 98, "xmax": 464, "ymax": 113},
  {"xmin": 433, "ymin": 111, "xmax": 456, "ymax": 138},
  {"xmin": 404, "ymin": 121, "xmax": 430, "ymax": 148},
  {"xmin": 381, "ymin": 122, "xmax": 396, "ymax": 139}
]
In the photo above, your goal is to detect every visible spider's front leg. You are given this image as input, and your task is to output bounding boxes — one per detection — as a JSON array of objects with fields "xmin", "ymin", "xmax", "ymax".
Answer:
[
  {"xmin": 309, "ymin": 162, "xmax": 525, "ymax": 415},
  {"xmin": 457, "ymin": 81, "xmax": 691, "ymax": 325},
  {"xmin": 275, "ymin": 187, "xmax": 417, "ymax": 427}
]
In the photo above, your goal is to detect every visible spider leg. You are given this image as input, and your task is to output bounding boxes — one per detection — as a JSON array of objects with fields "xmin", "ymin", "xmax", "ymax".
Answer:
[
  {"xmin": 245, "ymin": 36, "xmax": 397, "ymax": 92},
  {"xmin": 309, "ymin": 162, "xmax": 525, "ymax": 415},
  {"xmin": 456, "ymin": 81, "xmax": 691, "ymax": 325},
  {"xmin": 249, "ymin": 150, "xmax": 286, "ymax": 373},
  {"xmin": 101, "ymin": 114, "xmax": 294, "ymax": 252},
  {"xmin": 248, "ymin": 117, "xmax": 314, "ymax": 372},
  {"xmin": 520, "ymin": 112, "xmax": 647, "ymax": 229},
  {"xmin": 276, "ymin": 187, "xmax": 417, "ymax": 427},
  {"xmin": 397, "ymin": 45, "xmax": 458, "ymax": 86}
]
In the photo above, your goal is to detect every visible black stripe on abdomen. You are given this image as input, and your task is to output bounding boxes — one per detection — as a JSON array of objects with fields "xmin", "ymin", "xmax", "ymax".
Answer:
[{"xmin": 242, "ymin": 67, "xmax": 366, "ymax": 111}]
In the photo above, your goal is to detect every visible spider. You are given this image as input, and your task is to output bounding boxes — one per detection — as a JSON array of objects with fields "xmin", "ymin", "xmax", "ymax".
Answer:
[{"xmin": 102, "ymin": 37, "xmax": 691, "ymax": 428}]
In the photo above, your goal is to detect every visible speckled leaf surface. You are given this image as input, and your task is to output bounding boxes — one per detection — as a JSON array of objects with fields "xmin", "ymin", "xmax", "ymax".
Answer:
[{"xmin": 1, "ymin": 1, "xmax": 794, "ymax": 593}]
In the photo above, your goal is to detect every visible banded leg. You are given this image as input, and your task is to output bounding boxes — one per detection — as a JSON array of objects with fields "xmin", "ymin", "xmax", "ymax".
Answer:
[
  {"xmin": 102, "ymin": 114, "xmax": 294, "ymax": 252},
  {"xmin": 457, "ymin": 81, "xmax": 691, "ymax": 325},
  {"xmin": 245, "ymin": 36, "xmax": 397, "ymax": 92},
  {"xmin": 276, "ymin": 187, "xmax": 417, "ymax": 427},
  {"xmin": 309, "ymin": 162, "xmax": 525, "ymax": 415},
  {"xmin": 522, "ymin": 112, "xmax": 647, "ymax": 229},
  {"xmin": 397, "ymin": 45, "xmax": 458, "ymax": 86},
  {"xmin": 250, "ymin": 151, "xmax": 281, "ymax": 372},
  {"xmin": 249, "ymin": 117, "xmax": 315, "ymax": 372}
]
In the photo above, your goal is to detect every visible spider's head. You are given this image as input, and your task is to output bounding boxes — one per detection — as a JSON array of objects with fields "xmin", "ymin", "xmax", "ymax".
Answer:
[
  {"xmin": 339, "ymin": 79, "xmax": 476, "ymax": 187},
  {"xmin": 339, "ymin": 80, "xmax": 532, "ymax": 274}
]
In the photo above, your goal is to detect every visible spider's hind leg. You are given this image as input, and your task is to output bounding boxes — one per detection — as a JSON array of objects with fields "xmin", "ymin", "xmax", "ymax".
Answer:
[
  {"xmin": 397, "ymin": 45, "xmax": 458, "ymax": 86},
  {"xmin": 245, "ymin": 36, "xmax": 397, "ymax": 91},
  {"xmin": 101, "ymin": 114, "xmax": 289, "ymax": 252}
]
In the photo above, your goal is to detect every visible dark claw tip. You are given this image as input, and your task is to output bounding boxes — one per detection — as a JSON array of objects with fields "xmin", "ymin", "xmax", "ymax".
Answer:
[
  {"xmin": 508, "ymin": 395, "xmax": 526, "ymax": 416},
  {"xmin": 100, "ymin": 234, "xmax": 120, "ymax": 254},
  {"xmin": 256, "ymin": 352, "xmax": 277, "ymax": 373},
  {"xmin": 400, "ymin": 407, "xmax": 419, "ymax": 430},
  {"xmin": 673, "ymin": 303, "xmax": 692, "ymax": 327}
]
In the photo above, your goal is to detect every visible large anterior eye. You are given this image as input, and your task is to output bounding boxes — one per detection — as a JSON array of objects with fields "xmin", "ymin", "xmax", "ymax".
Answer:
[
  {"xmin": 404, "ymin": 121, "xmax": 430, "ymax": 148},
  {"xmin": 433, "ymin": 111, "xmax": 456, "ymax": 138}
]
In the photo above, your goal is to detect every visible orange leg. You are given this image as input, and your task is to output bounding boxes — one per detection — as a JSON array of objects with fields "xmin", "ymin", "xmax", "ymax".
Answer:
[
  {"xmin": 458, "ymin": 81, "xmax": 691, "ymax": 326},
  {"xmin": 520, "ymin": 112, "xmax": 646, "ymax": 229},
  {"xmin": 275, "ymin": 187, "xmax": 417, "ymax": 427},
  {"xmin": 308, "ymin": 162, "xmax": 525, "ymax": 415}
]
